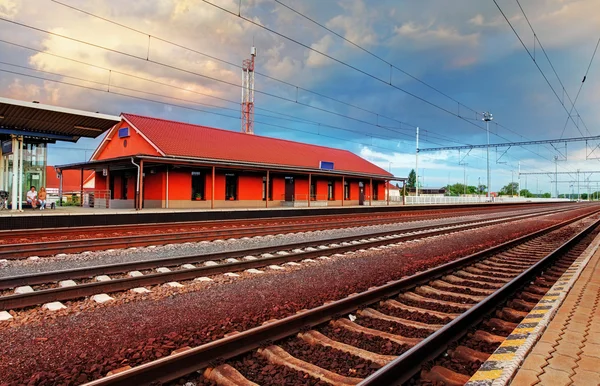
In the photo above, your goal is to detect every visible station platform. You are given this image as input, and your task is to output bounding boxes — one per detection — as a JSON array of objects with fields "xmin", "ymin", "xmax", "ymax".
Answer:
[
  {"xmin": 0, "ymin": 201, "xmax": 559, "ymax": 231},
  {"xmin": 466, "ymin": 232, "xmax": 600, "ymax": 386}
]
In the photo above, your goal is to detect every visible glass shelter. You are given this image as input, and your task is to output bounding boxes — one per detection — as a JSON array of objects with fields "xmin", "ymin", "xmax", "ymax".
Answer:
[{"xmin": 0, "ymin": 97, "xmax": 120, "ymax": 210}]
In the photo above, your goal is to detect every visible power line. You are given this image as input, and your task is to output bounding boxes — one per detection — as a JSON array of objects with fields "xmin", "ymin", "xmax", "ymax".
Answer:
[
  {"xmin": 272, "ymin": 0, "xmax": 479, "ymax": 117},
  {"xmin": 494, "ymin": 0, "xmax": 588, "ymax": 137},
  {"xmin": 559, "ymin": 36, "xmax": 600, "ymax": 138},
  {"xmin": 49, "ymin": 0, "xmax": 413, "ymax": 130},
  {"xmin": 0, "ymin": 17, "xmax": 432, "ymax": 141},
  {"xmin": 0, "ymin": 6, "xmax": 574, "ymax": 169},
  {"xmin": 196, "ymin": 0, "xmax": 582, "ymax": 167},
  {"xmin": 30, "ymin": 1, "xmax": 556, "ymax": 152},
  {"xmin": 0, "ymin": 68, "xmax": 454, "ymax": 154}
]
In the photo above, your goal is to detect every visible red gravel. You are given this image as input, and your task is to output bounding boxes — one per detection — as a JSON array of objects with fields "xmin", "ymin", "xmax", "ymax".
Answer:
[
  {"xmin": 279, "ymin": 338, "xmax": 380, "ymax": 378},
  {"xmin": 0, "ymin": 207, "xmax": 595, "ymax": 385},
  {"xmin": 398, "ymin": 298, "xmax": 467, "ymax": 314},
  {"xmin": 354, "ymin": 316, "xmax": 431, "ymax": 338},
  {"xmin": 228, "ymin": 352, "xmax": 328, "ymax": 385},
  {"xmin": 374, "ymin": 304, "xmax": 452, "ymax": 325},
  {"xmin": 319, "ymin": 325, "xmax": 409, "ymax": 356}
]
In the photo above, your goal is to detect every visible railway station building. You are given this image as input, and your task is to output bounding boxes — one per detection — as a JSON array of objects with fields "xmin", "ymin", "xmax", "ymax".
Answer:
[{"xmin": 57, "ymin": 113, "xmax": 400, "ymax": 210}]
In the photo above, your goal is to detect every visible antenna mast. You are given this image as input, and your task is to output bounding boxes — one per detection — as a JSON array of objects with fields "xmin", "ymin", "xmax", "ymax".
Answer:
[{"xmin": 241, "ymin": 46, "xmax": 257, "ymax": 134}]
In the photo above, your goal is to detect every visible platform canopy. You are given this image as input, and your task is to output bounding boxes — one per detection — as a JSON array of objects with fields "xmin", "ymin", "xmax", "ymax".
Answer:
[{"xmin": 0, "ymin": 97, "xmax": 120, "ymax": 143}]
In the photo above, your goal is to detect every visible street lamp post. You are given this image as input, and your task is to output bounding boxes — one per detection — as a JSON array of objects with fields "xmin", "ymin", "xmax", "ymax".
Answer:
[{"xmin": 482, "ymin": 112, "xmax": 493, "ymax": 200}]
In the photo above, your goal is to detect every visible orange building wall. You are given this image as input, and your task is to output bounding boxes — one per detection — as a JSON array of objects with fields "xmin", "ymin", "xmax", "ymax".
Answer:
[
  {"xmin": 272, "ymin": 176, "xmax": 285, "ymax": 201},
  {"xmin": 239, "ymin": 174, "xmax": 263, "ymax": 200},
  {"xmin": 350, "ymin": 181, "xmax": 359, "ymax": 199},
  {"xmin": 295, "ymin": 177, "xmax": 308, "ymax": 199},
  {"xmin": 143, "ymin": 171, "xmax": 165, "ymax": 200},
  {"xmin": 316, "ymin": 180, "xmax": 328, "ymax": 199},
  {"xmin": 204, "ymin": 173, "xmax": 212, "ymax": 200},
  {"xmin": 94, "ymin": 121, "xmax": 161, "ymax": 160},
  {"xmin": 335, "ymin": 180, "xmax": 342, "ymax": 201},
  {"xmin": 94, "ymin": 174, "xmax": 107, "ymax": 190},
  {"xmin": 167, "ymin": 170, "xmax": 191, "ymax": 200}
]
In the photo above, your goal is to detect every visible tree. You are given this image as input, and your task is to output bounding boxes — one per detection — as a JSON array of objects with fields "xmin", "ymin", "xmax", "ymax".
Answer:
[
  {"xmin": 542, "ymin": 192, "xmax": 551, "ymax": 198},
  {"xmin": 500, "ymin": 182, "xmax": 519, "ymax": 196},
  {"xmin": 520, "ymin": 189, "xmax": 533, "ymax": 198},
  {"xmin": 478, "ymin": 184, "xmax": 487, "ymax": 194},
  {"xmin": 407, "ymin": 169, "xmax": 416, "ymax": 188}
]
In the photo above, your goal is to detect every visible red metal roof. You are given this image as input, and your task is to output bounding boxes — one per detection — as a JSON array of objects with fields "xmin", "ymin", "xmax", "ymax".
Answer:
[
  {"xmin": 122, "ymin": 114, "xmax": 392, "ymax": 177},
  {"xmin": 386, "ymin": 181, "xmax": 400, "ymax": 190}
]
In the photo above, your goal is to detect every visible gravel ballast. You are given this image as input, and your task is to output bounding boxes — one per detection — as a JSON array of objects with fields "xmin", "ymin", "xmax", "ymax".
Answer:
[
  {"xmin": 0, "ymin": 207, "xmax": 595, "ymax": 385},
  {"xmin": 0, "ymin": 206, "xmax": 566, "ymax": 278}
]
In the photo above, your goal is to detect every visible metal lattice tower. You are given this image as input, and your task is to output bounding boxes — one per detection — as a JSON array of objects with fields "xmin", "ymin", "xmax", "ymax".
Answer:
[{"xmin": 241, "ymin": 46, "xmax": 257, "ymax": 134}]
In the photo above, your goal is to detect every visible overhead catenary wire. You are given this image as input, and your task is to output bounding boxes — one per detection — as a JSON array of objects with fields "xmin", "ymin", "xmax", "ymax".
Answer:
[
  {"xmin": 0, "ymin": 68, "xmax": 454, "ymax": 155},
  {"xmin": 48, "ymin": 0, "xmax": 413, "ymax": 130},
  {"xmin": 0, "ymin": 5, "xmax": 576, "ymax": 176},
  {"xmin": 559, "ymin": 36, "xmax": 600, "ymax": 138},
  {"xmin": 493, "ymin": 0, "xmax": 588, "ymax": 137},
  {"xmin": 48, "ymin": 0, "xmax": 534, "ymax": 147},
  {"xmin": 515, "ymin": 0, "xmax": 591, "ymax": 138}
]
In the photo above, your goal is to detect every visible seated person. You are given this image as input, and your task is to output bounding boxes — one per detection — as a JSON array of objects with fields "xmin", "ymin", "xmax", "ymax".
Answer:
[
  {"xmin": 37, "ymin": 187, "xmax": 47, "ymax": 210},
  {"xmin": 26, "ymin": 186, "xmax": 37, "ymax": 209}
]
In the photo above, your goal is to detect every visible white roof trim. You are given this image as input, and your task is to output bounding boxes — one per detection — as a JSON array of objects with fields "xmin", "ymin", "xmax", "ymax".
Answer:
[{"xmin": 0, "ymin": 97, "xmax": 121, "ymax": 122}]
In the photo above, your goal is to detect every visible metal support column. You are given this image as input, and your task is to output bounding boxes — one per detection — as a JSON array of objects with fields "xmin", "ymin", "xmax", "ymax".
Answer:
[
  {"xmin": 138, "ymin": 160, "xmax": 144, "ymax": 210},
  {"xmin": 17, "ymin": 137, "xmax": 23, "ymax": 211},
  {"xmin": 211, "ymin": 166, "xmax": 215, "ymax": 210},
  {"xmin": 80, "ymin": 167, "xmax": 84, "ymax": 207},
  {"xmin": 265, "ymin": 170, "xmax": 269, "ymax": 208},
  {"xmin": 415, "ymin": 127, "xmax": 419, "ymax": 197},
  {"xmin": 341, "ymin": 176, "xmax": 344, "ymax": 206},
  {"xmin": 58, "ymin": 170, "xmax": 63, "ymax": 206},
  {"xmin": 11, "ymin": 136, "xmax": 18, "ymax": 211},
  {"xmin": 105, "ymin": 166, "xmax": 110, "ymax": 209},
  {"xmin": 308, "ymin": 173, "xmax": 311, "ymax": 207}
]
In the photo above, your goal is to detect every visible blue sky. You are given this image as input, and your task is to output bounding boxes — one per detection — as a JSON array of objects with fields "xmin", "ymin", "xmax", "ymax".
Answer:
[{"xmin": 0, "ymin": 0, "xmax": 599, "ymax": 194}]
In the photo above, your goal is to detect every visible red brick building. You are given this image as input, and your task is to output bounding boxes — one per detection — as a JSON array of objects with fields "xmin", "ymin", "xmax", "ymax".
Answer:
[{"xmin": 57, "ymin": 114, "xmax": 399, "ymax": 210}]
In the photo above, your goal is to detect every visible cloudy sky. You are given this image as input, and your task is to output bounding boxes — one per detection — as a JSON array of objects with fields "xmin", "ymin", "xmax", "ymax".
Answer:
[{"xmin": 0, "ymin": 0, "xmax": 599, "ymax": 194}]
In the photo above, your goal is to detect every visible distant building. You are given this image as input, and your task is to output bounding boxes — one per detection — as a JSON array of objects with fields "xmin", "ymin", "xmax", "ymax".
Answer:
[{"xmin": 406, "ymin": 187, "xmax": 446, "ymax": 196}]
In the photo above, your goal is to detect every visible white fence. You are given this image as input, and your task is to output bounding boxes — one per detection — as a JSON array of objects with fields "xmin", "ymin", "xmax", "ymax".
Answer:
[{"xmin": 403, "ymin": 196, "xmax": 572, "ymax": 205}]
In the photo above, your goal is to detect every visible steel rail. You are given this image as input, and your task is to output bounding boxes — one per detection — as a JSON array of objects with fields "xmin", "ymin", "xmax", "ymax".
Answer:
[
  {"xmin": 0, "ymin": 204, "xmax": 566, "ymax": 259},
  {"xmin": 81, "ymin": 209, "xmax": 599, "ymax": 386},
  {"xmin": 360, "ymin": 215, "xmax": 600, "ymax": 385},
  {"xmin": 0, "ymin": 204, "xmax": 574, "ymax": 262},
  {"xmin": 1, "ymin": 203, "xmax": 539, "ymax": 236},
  {"xmin": 0, "ymin": 206, "xmax": 570, "ymax": 289},
  {"xmin": 0, "ymin": 207, "xmax": 571, "ymax": 305}
]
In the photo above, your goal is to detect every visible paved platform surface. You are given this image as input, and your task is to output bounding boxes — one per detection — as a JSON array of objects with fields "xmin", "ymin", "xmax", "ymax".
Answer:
[
  {"xmin": 510, "ymin": 248, "xmax": 600, "ymax": 386},
  {"xmin": 466, "ymin": 232, "xmax": 600, "ymax": 386}
]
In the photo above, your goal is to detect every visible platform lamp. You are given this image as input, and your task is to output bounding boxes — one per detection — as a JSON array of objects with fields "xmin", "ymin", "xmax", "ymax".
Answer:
[{"xmin": 482, "ymin": 112, "xmax": 493, "ymax": 198}]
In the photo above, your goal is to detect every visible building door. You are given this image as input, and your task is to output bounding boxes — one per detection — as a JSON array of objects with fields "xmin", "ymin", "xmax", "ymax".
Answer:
[
  {"xmin": 359, "ymin": 182, "xmax": 365, "ymax": 205},
  {"xmin": 285, "ymin": 176, "xmax": 294, "ymax": 201}
]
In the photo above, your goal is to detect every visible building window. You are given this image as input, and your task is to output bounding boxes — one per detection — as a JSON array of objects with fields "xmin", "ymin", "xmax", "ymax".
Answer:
[
  {"xmin": 328, "ymin": 180, "xmax": 335, "ymax": 200},
  {"xmin": 310, "ymin": 178, "xmax": 316, "ymax": 200},
  {"xmin": 344, "ymin": 180, "xmax": 350, "ymax": 200},
  {"xmin": 225, "ymin": 173, "xmax": 237, "ymax": 200},
  {"xmin": 191, "ymin": 171, "xmax": 205, "ymax": 200},
  {"xmin": 373, "ymin": 182, "xmax": 379, "ymax": 200},
  {"xmin": 262, "ymin": 176, "xmax": 273, "ymax": 200}
]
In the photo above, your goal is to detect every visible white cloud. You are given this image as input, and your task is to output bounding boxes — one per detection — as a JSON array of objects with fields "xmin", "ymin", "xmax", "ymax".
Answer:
[
  {"xmin": 0, "ymin": 0, "xmax": 17, "ymax": 18},
  {"xmin": 394, "ymin": 22, "xmax": 479, "ymax": 48}
]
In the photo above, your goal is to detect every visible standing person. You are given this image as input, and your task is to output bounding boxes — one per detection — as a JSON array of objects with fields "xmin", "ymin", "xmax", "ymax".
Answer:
[
  {"xmin": 37, "ymin": 187, "xmax": 47, "ymax": 210},
  {"xmin": 26, "ymin": 186, "xmax": 37, "ymax": 209}
]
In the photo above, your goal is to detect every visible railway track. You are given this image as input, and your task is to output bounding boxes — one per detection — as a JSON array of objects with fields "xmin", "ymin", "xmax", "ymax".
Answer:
[
  {"xmin": 0, "ymin": 206, "xmax": 569, "ymax": 312},
  {"xmin": 75, "ymin": 207, "xmax": 600, "ymax": 386},
  {"xmin": 0, "ymin": 204, "xmax": 570, "ymax": 259}
]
